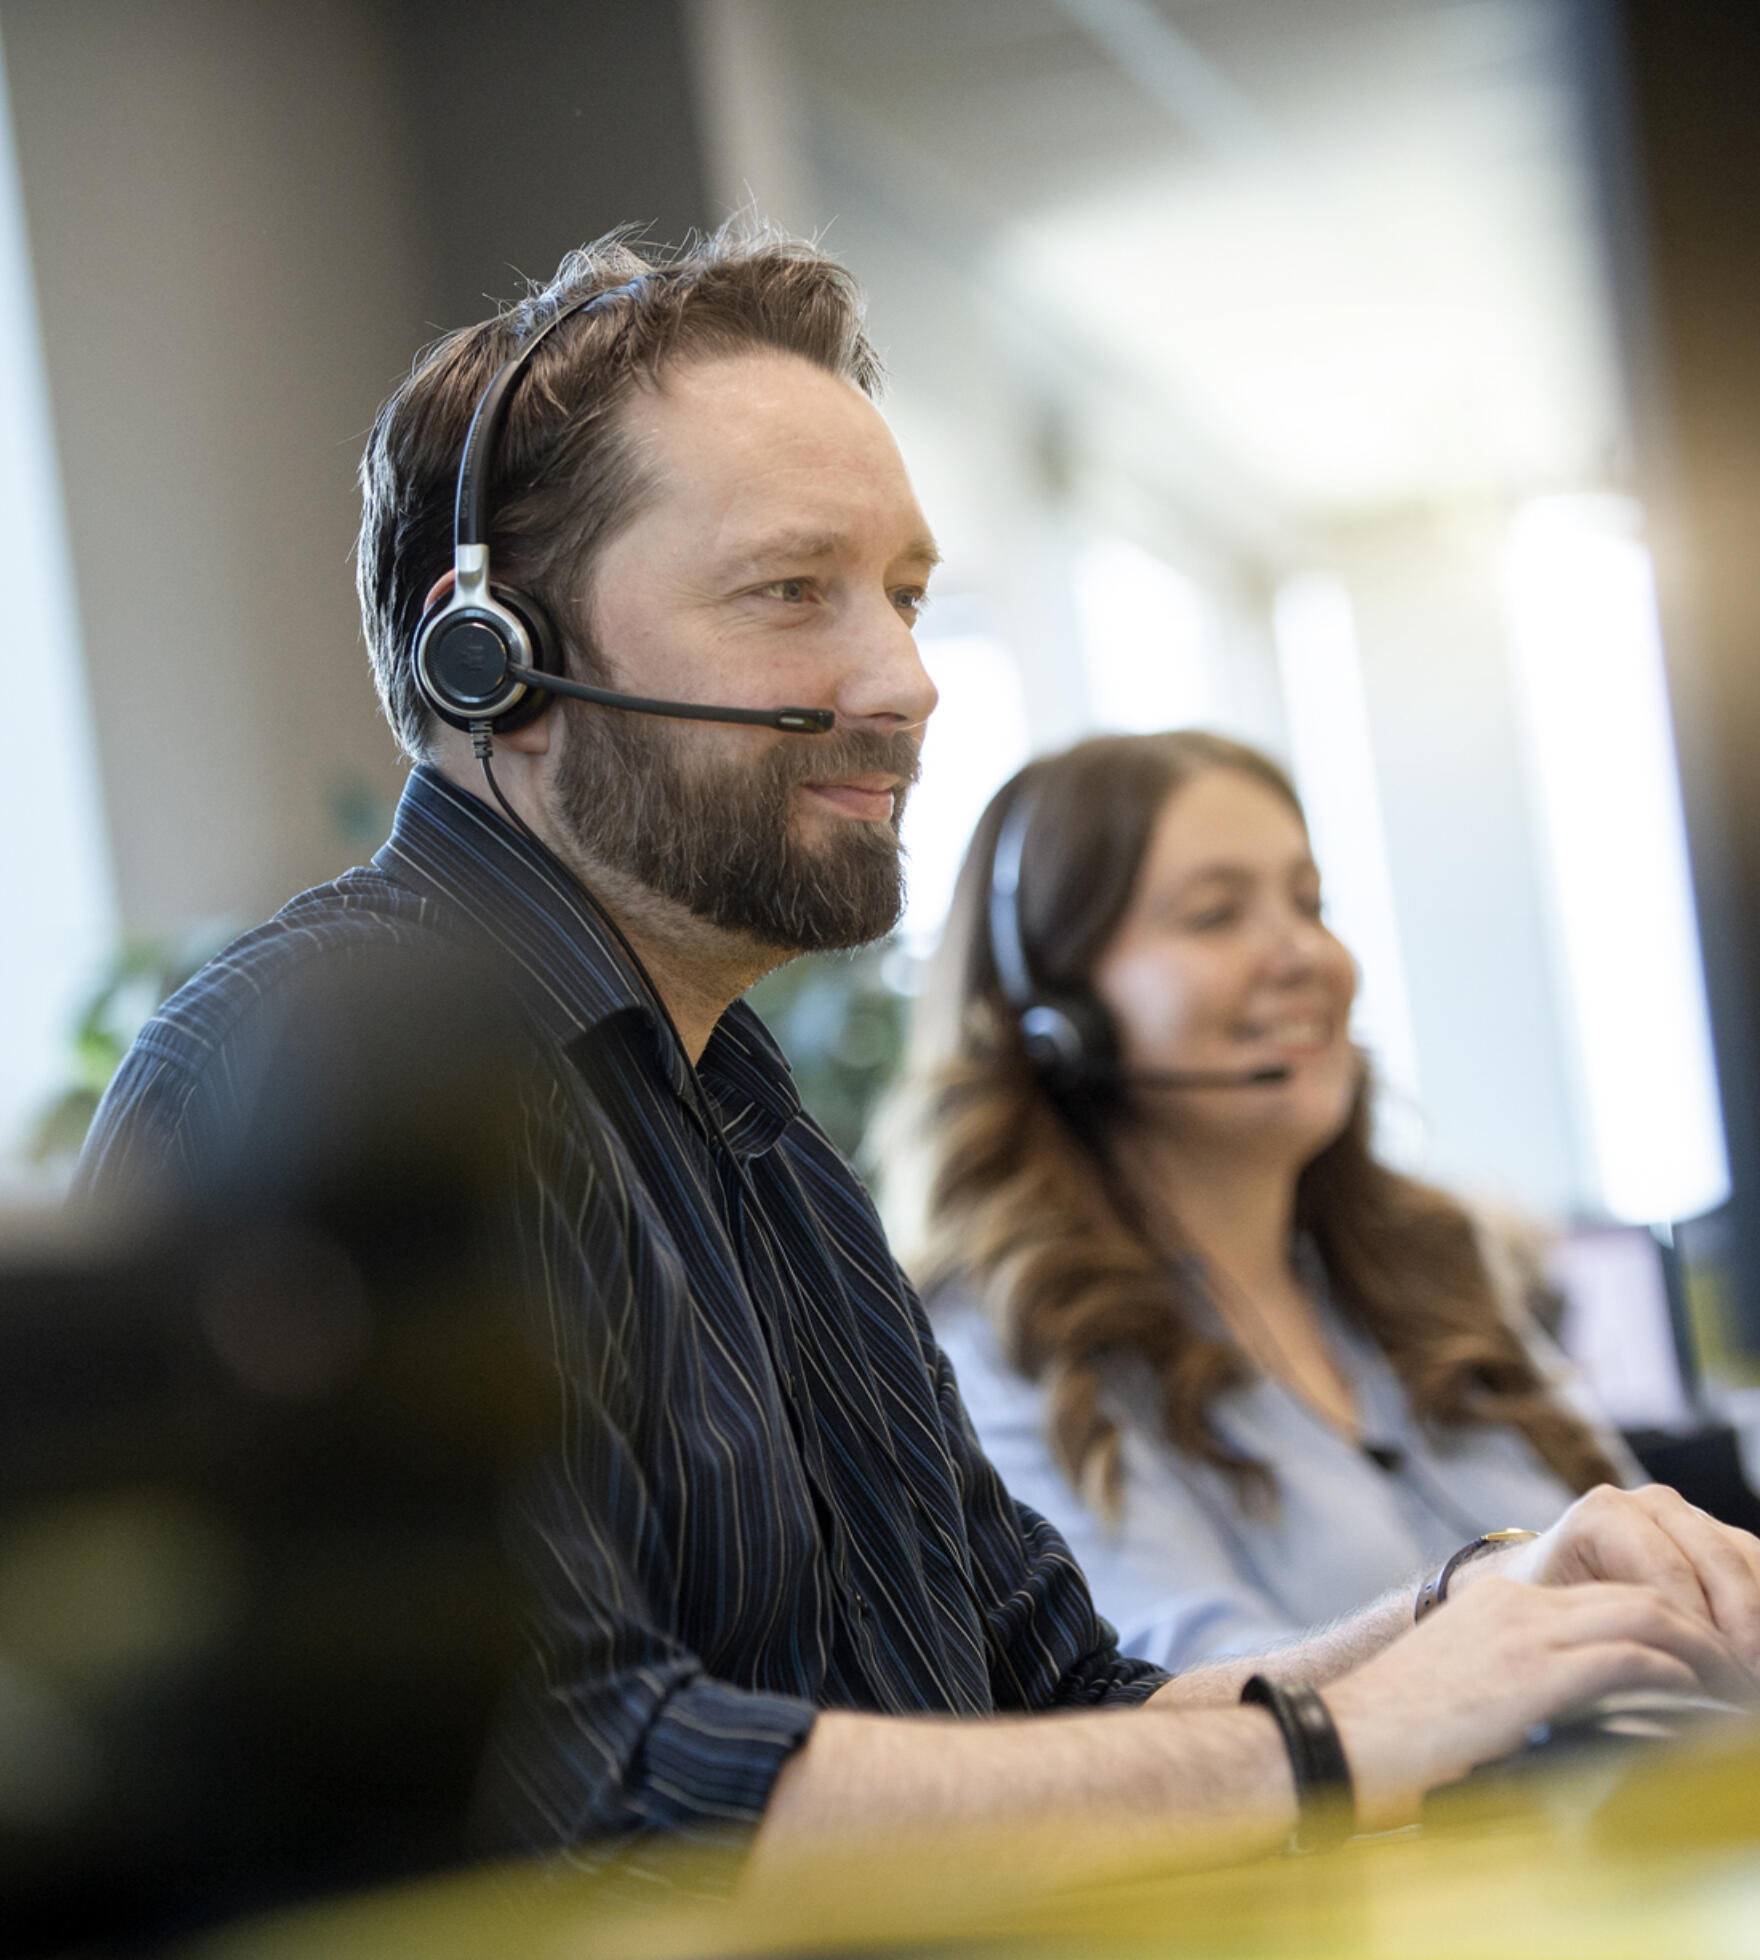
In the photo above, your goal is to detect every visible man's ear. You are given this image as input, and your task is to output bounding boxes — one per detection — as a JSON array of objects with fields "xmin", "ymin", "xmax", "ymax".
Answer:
[
  {"xmin": 422, "ymin": 570, "xmax": 454, "ymax": 612},
  {"xmin": 495, "ymin": 708, "xmax": 554, "ymax": 755}
]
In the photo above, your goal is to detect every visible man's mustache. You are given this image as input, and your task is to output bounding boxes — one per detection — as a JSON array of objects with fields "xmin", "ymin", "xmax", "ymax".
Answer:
[{"xmin": 770, "ymin": 727, "xmax": 924, "ymax": 796}]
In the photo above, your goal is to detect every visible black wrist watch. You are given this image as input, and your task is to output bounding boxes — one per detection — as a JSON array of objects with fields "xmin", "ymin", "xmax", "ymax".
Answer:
[
  {"xmin": 1241, "ymin": 1674, "xmax": 1355, "ymax": 1853},
  {"xmin": 1413, "ymin": 1528, "xmax": 1539, "ymax": 1621}
]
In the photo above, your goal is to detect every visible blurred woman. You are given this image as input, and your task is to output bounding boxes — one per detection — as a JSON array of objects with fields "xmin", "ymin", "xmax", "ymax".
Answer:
[{"xmin": 895, "ymin": 730, "xmax": 1635, "ymax": 1672}]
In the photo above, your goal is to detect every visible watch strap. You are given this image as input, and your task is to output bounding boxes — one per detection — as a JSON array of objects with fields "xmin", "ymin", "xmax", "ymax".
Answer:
[{"xmin": 1413, "ymin": 1528, "xmax": 1539, "ymax": 1622}]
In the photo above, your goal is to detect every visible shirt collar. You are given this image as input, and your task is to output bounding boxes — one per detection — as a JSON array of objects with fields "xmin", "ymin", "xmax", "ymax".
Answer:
[
  {"xmin": 698, "ymin": 1009, "xmax": 803, "ymax": 1158},
  {"xmin": 374, "ymin": 765, "xmax": 802, "ymax": 1158}
]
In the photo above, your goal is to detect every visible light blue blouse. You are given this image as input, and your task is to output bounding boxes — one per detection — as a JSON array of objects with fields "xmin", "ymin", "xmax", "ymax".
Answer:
[{"xmin": 934, "ymin": 1280, "xmax": 1636, "ymax": 1674}]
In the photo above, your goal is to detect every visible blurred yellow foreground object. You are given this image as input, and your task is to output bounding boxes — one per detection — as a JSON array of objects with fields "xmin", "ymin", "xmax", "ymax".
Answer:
[{"xmin": 194, "ymin": 1727, "xmax": 1760, "ymax": 1960}]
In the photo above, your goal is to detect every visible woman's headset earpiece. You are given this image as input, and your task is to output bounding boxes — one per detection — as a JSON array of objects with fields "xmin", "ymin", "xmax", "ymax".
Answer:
[{"xmin": 987, "ymin": 786, "xmax": 1120, "ymax": 1091}]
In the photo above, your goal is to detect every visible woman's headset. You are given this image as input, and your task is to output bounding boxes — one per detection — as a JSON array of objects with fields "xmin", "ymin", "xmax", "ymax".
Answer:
[{"xmin": 987, "ymin": 785, "xmax": 1122, "ymax": 1089}]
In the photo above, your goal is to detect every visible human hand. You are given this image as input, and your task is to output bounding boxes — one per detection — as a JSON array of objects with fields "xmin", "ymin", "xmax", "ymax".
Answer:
[
  {"xmin": 1325, "ymin": 1573, "xmax": 1747, "ymax": 1827},
  {"xmin": 1458, "ymin": 1484, "xmax": 1760, "ymax": 1673}
]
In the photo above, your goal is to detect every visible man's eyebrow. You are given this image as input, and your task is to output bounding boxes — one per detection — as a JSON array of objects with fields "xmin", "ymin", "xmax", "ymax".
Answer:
[{"xmin": 727, "ymin": 529, "xmax": 943, "ymax": 570}]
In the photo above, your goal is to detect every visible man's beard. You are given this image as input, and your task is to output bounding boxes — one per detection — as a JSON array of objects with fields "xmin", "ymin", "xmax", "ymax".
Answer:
[{"xmin": 551, "ymin": 701, "xmax": 920, "ymax": 953}]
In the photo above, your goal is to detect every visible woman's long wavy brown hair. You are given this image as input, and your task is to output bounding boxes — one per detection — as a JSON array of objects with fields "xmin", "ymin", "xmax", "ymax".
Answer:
[{"xmin": 894, "ymin": 731, "xmax": 1618, "ymax": 1515}]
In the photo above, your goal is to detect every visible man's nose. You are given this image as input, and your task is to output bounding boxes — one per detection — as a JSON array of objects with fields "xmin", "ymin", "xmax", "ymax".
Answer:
[{"xmin": 833, "ymin": 593, "xmax": 939, "ymax": 730}]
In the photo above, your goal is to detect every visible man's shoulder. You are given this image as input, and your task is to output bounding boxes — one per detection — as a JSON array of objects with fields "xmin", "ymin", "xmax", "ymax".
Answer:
[
  {"xmin": 150, "ymin": 866, "xmax": 457, "ymax": 1047},
  {"xmin": 77, "ymin": 865, "xmax": 485, "ymax": 1203}
]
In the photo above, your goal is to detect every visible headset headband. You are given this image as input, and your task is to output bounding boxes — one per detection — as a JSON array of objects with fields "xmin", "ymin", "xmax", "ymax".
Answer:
[
  {"xmin": 988, "ymin": 787, "xmax": 1041, "ymax": 1012},
  {"xmin": 454, "ymin": 277, "xmax": 647, "ymax": 551}
]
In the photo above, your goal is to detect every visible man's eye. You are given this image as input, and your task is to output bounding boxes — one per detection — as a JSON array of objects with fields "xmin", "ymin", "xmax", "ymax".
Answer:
[
  {"xmin": 760, "ymin": 578, "xmax": 811, "ymax": 603},
  {"xmin": 893, "ymin": 587, "xmax": 929, "ymax": 622},
  {"xmin": 1185, "ymin": 907, "xmax": 1238, "ymax": 932}
]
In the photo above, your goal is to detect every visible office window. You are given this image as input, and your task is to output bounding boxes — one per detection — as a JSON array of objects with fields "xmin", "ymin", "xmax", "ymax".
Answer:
[
  {"xmin": 1273, "ymin": 571, "xmax": 1424, "ymax": 1158},
  {"xmin": 0, "ymin": 20, "xmax": 114, "ymax": 1187},
  {"xmin": 1507, "ymin": 495, "xmax": 1727, "ymax": 1226},
  {"xmin": 1074, "ymin": 534, "xmax": 1218, "ymax": 734}
]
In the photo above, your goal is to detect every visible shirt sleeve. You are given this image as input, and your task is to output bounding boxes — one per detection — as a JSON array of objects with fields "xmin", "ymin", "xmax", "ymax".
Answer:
[
  {"xmin": 906, "ymin": 1285, "xmax": 1170, "ymax": 1710},
  {"xmin": 487, "ymin": 1437, "xmax": 820, "ymax": 1861},
  {"xmin": 933, "ymin": 1301, "xmax": 1304, "ymax": 1675},
  {"xmin": 478, "ymin": 1080, "xmax": 819, "ymax": 1862}
]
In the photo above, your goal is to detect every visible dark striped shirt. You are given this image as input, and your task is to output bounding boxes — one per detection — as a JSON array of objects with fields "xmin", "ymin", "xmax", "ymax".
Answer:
[{"xmin": 78, "ymin": 764, "xmax": 1165, "ymax": 1858}]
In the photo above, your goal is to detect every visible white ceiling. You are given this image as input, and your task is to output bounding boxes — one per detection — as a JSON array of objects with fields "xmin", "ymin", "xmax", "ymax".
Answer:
[{"xmin": 779, "ymin": 0, "xmax": 1625, "ymax": 522}]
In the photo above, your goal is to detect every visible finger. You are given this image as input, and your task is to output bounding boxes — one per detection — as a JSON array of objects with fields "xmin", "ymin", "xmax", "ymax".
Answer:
[
  {"xmin": 1554, "ymin": 1641, "xmax": 1701, "ymax": 1710},
  {"xmin": 1636, "ymin": 1491, "xmax": 1760, "ymax": 1667},
  {"xmin": 1545, "ymin": 1581, "xmax": 1754, "ymax": 1703},
  {"xmin": 1725, "ymin": 1513, "xmax": 1760, "ymax": 1630},
  {"xmin": 1572, "ymin": 1486, "xmax": 1716, "ymax": 1625}
]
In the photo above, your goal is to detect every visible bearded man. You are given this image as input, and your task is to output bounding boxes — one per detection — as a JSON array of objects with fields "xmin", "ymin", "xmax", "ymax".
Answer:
[{"xmin": 80, "ymin": 230, "xmax": 1760, "ymax": 1886}]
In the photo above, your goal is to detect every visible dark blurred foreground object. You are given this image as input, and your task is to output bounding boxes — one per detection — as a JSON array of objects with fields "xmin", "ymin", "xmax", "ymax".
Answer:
[{"xmin": 0, "ymin": 945, "xmax": 550, "ymax": 1954}]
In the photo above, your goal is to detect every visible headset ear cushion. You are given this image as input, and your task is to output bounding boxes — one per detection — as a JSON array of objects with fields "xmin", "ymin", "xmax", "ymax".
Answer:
[{"xmin": 1019, "ymin": 991, "xmax": 1120, "ymax": 1089}]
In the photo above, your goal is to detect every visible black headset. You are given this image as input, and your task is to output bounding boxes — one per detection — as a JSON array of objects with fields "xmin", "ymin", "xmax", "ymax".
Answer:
[
  {"xmin": 409, "ymin": 279, "xmax": 836, "ymax": 740},
  {"xmin": 987, "ymin": 784, "xmax": 1121, "ymax": 1088},
  {"xmin": 987, "ymin": 782, "xmax": 1289, "ymax": 1097}
]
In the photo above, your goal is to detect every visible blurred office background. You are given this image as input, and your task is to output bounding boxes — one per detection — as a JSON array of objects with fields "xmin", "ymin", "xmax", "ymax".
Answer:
[{"xmin": 3, "ymin": 0, "xmax": 1759, "ymax": 1419}]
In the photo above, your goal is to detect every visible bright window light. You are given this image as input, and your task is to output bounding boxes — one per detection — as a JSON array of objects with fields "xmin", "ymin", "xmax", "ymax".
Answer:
[
  {"xmin": 1507, "ymin": 494, "xmax": 1727, "ymax": 1225},
  {"xmin": 1547, "ymin": 1225, "xmax": 1693, "ymax": 1431},
  {"xmin": 898, "ymin": 623, "xmax": 1032, "ymax": 959},
  {"xmin": 1273, "ymin": 573, "xmax": 1424, "ymax": 1154},
  {"xmin": 0, "ymin": 19, "xmax": 115, "ymax": 1185},
  {"xmin": 1074, "ymin": 534, "xmax": 1217, "ymax": 733}
]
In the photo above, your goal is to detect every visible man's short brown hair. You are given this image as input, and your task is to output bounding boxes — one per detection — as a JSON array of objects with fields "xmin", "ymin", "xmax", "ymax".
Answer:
[{"xmin": 356, "ymin": 225, "xmax": 882, "ymax": 760}]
